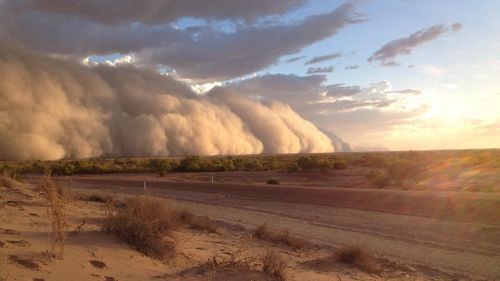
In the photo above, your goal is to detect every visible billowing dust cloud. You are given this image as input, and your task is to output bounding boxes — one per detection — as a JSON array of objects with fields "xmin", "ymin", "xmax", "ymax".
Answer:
[{"xmin": 0, "ymin": 45, "xmax": 334, "ymax": 160}]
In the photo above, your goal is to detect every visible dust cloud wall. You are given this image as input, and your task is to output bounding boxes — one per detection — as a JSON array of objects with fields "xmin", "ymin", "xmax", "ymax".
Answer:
[{"xmin": 0, "ymin": 45, "xmax": 334, "ymax": 160}]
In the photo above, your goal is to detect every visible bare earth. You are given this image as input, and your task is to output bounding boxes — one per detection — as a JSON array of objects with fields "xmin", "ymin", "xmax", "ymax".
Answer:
[
  {"xmin": 60, "ymin": 172, "xmax": 500, "ymax": 279},
  {"xmin": 2, "ymin": 171, "xmax": 500, "ymax": 281}
]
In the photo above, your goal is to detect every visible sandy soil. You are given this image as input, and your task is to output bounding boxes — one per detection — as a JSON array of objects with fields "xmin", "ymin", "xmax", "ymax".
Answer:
[{"xmin": 1, "ymin": 177, "xmax": 462, "ymax": 281}]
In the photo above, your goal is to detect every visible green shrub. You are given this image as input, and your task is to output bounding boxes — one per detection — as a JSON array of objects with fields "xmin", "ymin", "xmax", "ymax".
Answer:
[
  {"xmin": 266, "ymin": 179, "xmax": 280, "ymax": 185},
  {"xmin": 358, "ymin": 154, "xmax": 389, "ymax": 167},
  {"xmin": 149, "ymin": 159, "xmax": 172, "ymax": 176},
  {"xmin": 297, "ymin": 156, "xmax": 317, "ymax": 170},
  {"xmin": 333, "ymin": 161, "xmax": 347, "ymax": 170},
  {"xmin": 385, "ymin": 159, "xmax": 425, "ymax": 186},
  {"xmin": 366, "ymin": 170, "xmax": 391, "ymax": 188},
  {"xmin": 84, "ymin": 194, "xmax": 114, "ymax": 203},
  {"xmin": 178, "ymin": 156, "xmax": 206, "ymax": 172},
  {"xmin": 286, "ymin": 162, "xmax": 299, "ymax": 172}
]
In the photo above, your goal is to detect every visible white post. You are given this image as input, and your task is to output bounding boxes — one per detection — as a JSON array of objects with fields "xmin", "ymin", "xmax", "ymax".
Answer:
[
  {"xmin": 144, "ymin": 181, "xmax": 147, "ymax": 190},
  {"xmin": 211, "ymin": 175, "xmax": 214, "ymax": 184}
]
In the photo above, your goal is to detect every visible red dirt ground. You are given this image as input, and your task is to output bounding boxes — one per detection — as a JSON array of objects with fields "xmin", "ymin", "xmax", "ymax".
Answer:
[{"xmin": 46, "ymin": 171, "xmax": 500, "ymax": 224}]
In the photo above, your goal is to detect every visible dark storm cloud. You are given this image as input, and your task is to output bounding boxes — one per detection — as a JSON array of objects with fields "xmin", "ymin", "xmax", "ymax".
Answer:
[
  {"xmin": 324, "ymin": 84, "xmax": 361, "ymax": 97},
  {"xmin": 307, "ymin": 66, "xmax": 335, "ymax": 74},
  {"xmin": 2, "ymin": 0, "xmax": 306, "ymax": 25},
  {"xmin": 228, "ymin": 74, "xmax": 423, "ymax": 120},
  {"xmin": 2, "ymin": 16, "xmax": 188, "ymax": 56},
  {"xmin": 226, "ymin": 74, "xmax": 395, "ymax": 115},
  {"xmin": 344, "ymin": 64, "xmax": 359, "ymax": 70},
  {"xmin": 227, "ymin": 74, "xmax": 326, "ymax": 100},
  {"xmin": 227, "ymin": 74, "xmax": 420, "ymax": 106},
  {"xmin": 308, "ymin": 99, "xmax": 395, "ymax": 115},
  {"xmin": 0, "ymin": 2, "xmax": 364, "ymax": 81},
  {"xmin": 142, "ymin": 3, "xmax": 364, "ymax": 80},
  {"xmin": 286, "ymin": 56, "xmax": 306, "ymax": 63},
  {"xmin": 368, "ymin": 23, "xmax": 462, "ymax": 66},
  {"xmin": 229, "ymin": 74, "xmax": 376, "ymax": 105},
  {"xmin": 227, "ymin": 74, "xmax": 347, "ymax": 113},
  {"xmin": 305, "ymin": 52, "xmax": 342, "ymax": 65}
]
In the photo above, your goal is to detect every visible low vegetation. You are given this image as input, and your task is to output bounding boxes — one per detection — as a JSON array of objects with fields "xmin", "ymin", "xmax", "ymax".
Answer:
[
  {"xmin": 38, "ymin": 172, "xmax": 68, "ymax": 259},
  {"xmin": 266, "ymin": 178, "xmax": 280, "ymax": 185},
  {"xmin": 103, "ymin": 197, "xmax": 220, "ymax": 259},
  {"xmin": 335, "ymin": 245, "xmax": 379, "ymax": 273},
  {"xmin": 263, "ymin": 251, "xmax": 287, "ymax": 281},
  {"xmin": 294, "ymin": 156, "xmax": 347, "ymax": 171},
  {"xmin": 198, "ymin": 250, "xmax": 289, "ymax": 281},
  {"xmin": 179, "ymin": 210, "xmax": 218, "ymax": 233},
  {"xmin": 1, "ymin": 149, "xmax": 497, "ymax": 192},
  {"xmin": 0, "ymin": 153, "xmax": 352, "ymax": 175},
  {"xmin": 103, "ymin": 197, "xmax": 179, "ymax": 259},
  {"xmin": 365, "ymin": 158, "xmax": 426, "ymax": 188},
  {"xmin": 253, "ymin": 223, "xmax": 306, "ymax": 249},
  {"xmin": 365, "ymin": 170, "xmax": 391, "ymax": 188},
  {"xmin": 83, "ymin": 194, "xmax": 114, "ymax": 204}
]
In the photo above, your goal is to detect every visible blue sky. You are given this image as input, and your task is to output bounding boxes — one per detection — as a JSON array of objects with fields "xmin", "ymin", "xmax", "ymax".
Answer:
[
  {"xmin": 266, "ymin": 0, "xmax": 499, "ymax": 86},
  {"xmin": 253, "ymin": 0, "xmax": 500, "ymax": 149}
]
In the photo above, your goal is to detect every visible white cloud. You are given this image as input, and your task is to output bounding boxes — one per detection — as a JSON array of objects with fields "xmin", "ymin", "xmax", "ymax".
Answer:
[{"xmin": 191, "ymin": 82, "xmax": 223, "ymax": 94}]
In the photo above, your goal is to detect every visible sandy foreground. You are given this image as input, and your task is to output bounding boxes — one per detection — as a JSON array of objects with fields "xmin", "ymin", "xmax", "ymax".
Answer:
[{"xmin": 1, "ymin": 175, "xmax": 499, "ymax": 281}]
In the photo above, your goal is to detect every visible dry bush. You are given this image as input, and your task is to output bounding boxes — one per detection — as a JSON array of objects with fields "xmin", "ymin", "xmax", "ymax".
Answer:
[
  {"xmin": 335, "ymin": 245, "xmax": 379, "ymax": 273},
  {"xmin": 198, "ymin": 250, "xmax": 262, "ymax": 280},
  {"xmin": 83, "ymin": 194, "xmax": 114, "ymax": 203},
  {"xmin": 262, "ymin": 251, "xmax": 287, "ymax": 281},
  {"xmin": 38, "ymin": 172, "xmax": 68, "ymax": 259},
  {"xmin": 253, "ymin": 223, "xmax": 306, "ymax": 249},
  {"xmin": 179, "ymin": 209, "xmax": 195, "ymax": 222},
  {"xmin": 0, "ymin": 176, "xmax": 18, "ymax": 189},
  {"xmin": 180, "ymin": 210, "xmax": 218, "ymax": 233},
  {"xmin": 198, "ymin": 250, "xmax": 290, "ymax": 281},
  {"xmin": 266, "ymin": 178, "xmax": 280, "ymax": 185},
  {"xmin": 103, "ymin": 197, "xmax": 180, "ymax": 259},
  {"xmin": 203, "ymin": 258, "xmax": 217, "ymax": 281}
]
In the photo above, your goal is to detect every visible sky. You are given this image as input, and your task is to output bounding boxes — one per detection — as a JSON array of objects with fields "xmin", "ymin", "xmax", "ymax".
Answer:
[{"xmin": 0, "ymin": 0, "xmax": 499, "ymax": 152}]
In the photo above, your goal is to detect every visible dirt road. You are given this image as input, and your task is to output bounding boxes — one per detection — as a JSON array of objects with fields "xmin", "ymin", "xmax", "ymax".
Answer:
[
  {"xmin": 58, "ymin": 174, "xmax": 500, "ymax": 224},
  {"xmin": 48, "ymin": 174, "xmax": 500, "ymax": 280}
]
